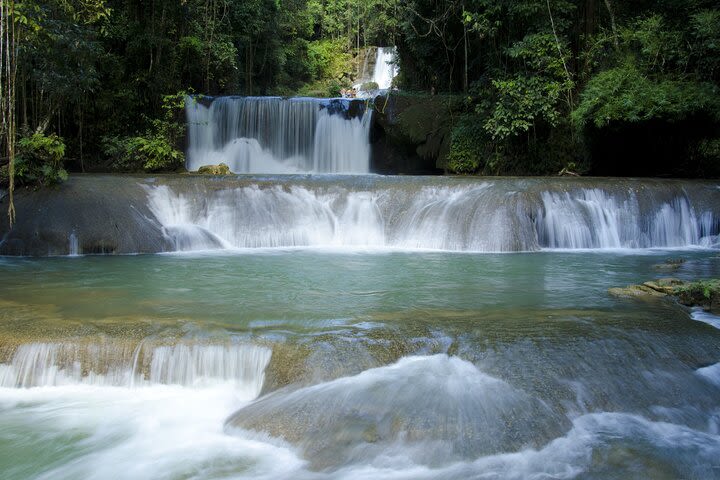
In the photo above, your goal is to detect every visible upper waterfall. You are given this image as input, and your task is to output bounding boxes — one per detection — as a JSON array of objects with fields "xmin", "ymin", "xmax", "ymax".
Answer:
[
  {"xmin": 371, "ymin": 47, "xmax": 398, "ymax": 90},
  {"xmin": 354, "ymin": 46, "xmax": 399, "ymax": 97},
  {"xmin": 185, "ymin": 96, "xmax": 372, "ymax": 174}
]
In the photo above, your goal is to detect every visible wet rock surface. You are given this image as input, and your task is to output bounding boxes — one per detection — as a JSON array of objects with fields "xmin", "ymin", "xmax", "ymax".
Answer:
[{"xmin": 0, "ymin": 175, "xmax": 172, "ymax": 256}]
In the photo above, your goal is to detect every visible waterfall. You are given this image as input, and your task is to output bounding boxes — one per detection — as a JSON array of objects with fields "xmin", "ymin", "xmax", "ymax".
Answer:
[
  {"xmin": 0, "ymin": 341, "xmax": 271, "ymax": 396},
  {"xmin": 354, "ymin": 46, "xmax": 399, "ymax": 96},
  {"xmin": 144, "ymin": 178, "xmax": 720, "ymax": 253},
  {"xmin": 370, "ymin": 47, "xmax": 398, "ymax": 90},
  {"xmin": 185, "ymin": 96, "xmax": 372, "ymax": 174},
  {"xmin": 68, "ymin": 232, "xmax": 79, "ymax": 256}
]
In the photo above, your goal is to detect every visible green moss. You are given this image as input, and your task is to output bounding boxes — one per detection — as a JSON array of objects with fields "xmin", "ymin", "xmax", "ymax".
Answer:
[{"xmin": 673, "ymin": 279, "xmax": 720, "ymax": 312}]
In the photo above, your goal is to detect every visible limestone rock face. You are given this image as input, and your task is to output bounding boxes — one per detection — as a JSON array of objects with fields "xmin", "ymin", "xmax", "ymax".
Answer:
[
  {"xmin": 0, "ymin": 175, "xmax": 172, "ymax": 256},
  {"xmin": 370, "ymin": 94, "xmax": 456, "ymax": 174}
]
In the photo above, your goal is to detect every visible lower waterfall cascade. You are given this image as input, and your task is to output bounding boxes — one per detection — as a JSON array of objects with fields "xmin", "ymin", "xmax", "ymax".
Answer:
[{"xmin": 144, "ymin": 177, "xmax": 720, "ymax": 253}]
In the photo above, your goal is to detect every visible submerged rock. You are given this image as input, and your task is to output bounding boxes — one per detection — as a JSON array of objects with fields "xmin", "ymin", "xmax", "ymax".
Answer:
[
  {"xmin": 652, "ymin": 258, "xmax": 686, "ymax": 272},
  {"xmin": 225, "ymin": 355, "xmax": 567, "ymax": 470}
]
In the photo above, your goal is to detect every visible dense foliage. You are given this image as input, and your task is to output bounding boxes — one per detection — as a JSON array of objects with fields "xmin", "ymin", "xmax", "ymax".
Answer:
[
  {"xmin": 0, "ymin": 0, "xmax": 718, "ymax": 179},
  {"xmin": 396, "ymin": 0, "xmax": 720, "ymax": 175}
]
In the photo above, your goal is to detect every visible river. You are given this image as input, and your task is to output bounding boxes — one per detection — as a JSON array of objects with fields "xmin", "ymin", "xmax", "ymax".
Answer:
[{"xmin": 1, "ymin": 246, "xmax": 719, "ymax": 479}]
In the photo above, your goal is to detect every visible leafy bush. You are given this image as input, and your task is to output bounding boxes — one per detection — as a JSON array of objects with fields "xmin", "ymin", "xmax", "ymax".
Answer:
[
  {"xmin": 102, "ymin": 91, "xmax": 187, "ymax": 172},
  {"xmin": 307, "ymin": 39, "xmax": 351, "ymax": 82},
  {"xmin": 101, "ymin": 135, "xmax": 141, "ymax": 172},
  {"xmin": 327, "ymin": 81, "xmax": 343, "ymax": 98},
  {"xmin": 294, "ymin": 39, "xmax": 353, "ymax": 98},
  {"xmin": 102, "ymin": 134, "xmax": 184, "ymax": 172},
  {"xmin": 572, "ymin": 64, "xmax": 720, "ymax": 129},
  {"xmin": 133, "ymin": 135, "xmax": 185, "ymax": 171},
  {"xmin": 15, "ymin": 133, "xmax": 68, "ymax": 186},
  {"xmin": 447, "ymin": 115, "xmax": 485, "ymax": 174}
]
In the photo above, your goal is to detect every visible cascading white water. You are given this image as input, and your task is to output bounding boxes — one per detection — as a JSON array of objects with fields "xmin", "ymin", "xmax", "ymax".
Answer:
[
  {"xmin": 144, "ymin": 179, "xmax": 720, "ymax": 252},
  {"xmin": 68, "ymin": 232, "xmax": 79, "ymax": 256},
  {"xmin": 185, "ymin": 96, "xmax": 372, "ymax": 174},
  {"xmin": 371, "ymin": 46, "xmax": 398, "ymax": 90},
  {"xmin": 0, "ymin": 341, "xmax": 271, "ymax": 396},
  {"xmin": 353, "ymin": 46, "xmax": 399, "ymax": 97},
  {"xmin": 535, "ymin": 190, "xmax": 719, "ymax": 249}
]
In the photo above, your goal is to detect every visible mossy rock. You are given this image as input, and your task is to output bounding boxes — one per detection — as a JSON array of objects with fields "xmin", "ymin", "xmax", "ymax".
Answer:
[
  {"xmin": 197, "ymin": 163, "xmax": 230, "ymax": 175},
  {"xmin": 608, "ymin": 285, "xmax": 668, "ymax": 300},
  {"xmin": 610, "ymin": 278, "xmax": 720, "ymax": 314},
  {"xmin": 673, "ymin": 279, "xmax": 720, "ymax": 314},
  {"xmin": 360, "ymin": 82, "xmax": 379, "ymax": 91},
  {"xmin": 642, "ymin": 278, "xmax": 685, "ymax": 295}
]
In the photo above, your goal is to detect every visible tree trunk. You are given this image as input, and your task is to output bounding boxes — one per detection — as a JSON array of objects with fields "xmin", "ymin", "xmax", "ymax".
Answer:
[
  {"xmin": 463, "ymin": 3, "xmax": 468, "ymax": 93},
  {"xmin": 245, "ymin": 40, "xmax": 254, "ymax": 95},
  {"xmin": 2, "ymin": 0, "xmax": 17, "ymax": 226},
  {"xmin": 603, "ymin": 0, "xmax": 619, "ymax": 49},
  {"xmin": 34, "ymin": 100, "xmax": 60, "ymax": 135},
  {"xmin": 79, "ymin": 108, "xmax": 84, "ymax": 172}
]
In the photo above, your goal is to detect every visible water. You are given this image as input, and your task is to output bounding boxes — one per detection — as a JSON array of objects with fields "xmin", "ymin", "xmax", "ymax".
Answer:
[
  {"xmin": 185, "ymin": 97, "xmax": 372, "ymax": 174},
  {"xmin": 354, "ymin": 46, "xmax": 399, "ymax": 95},
  {"xmin": 370, "ymin": 47, "xmax": 398, "ymax": 90},
  {"xmin": 143, "ymin": 176, "xmax": 720, "ymax": 252},
  {"xmin": 68, "ymin": 233, "xmax": 79, "ymax": 256},
  {"xmin": 1, "ymin": 249, "xmax": 720, "ymax": 478}
]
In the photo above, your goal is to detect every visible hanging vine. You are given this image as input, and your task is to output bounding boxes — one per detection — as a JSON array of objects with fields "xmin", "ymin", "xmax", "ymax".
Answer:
[{"xmin": 1, "ymin": 0, "xmax": 17, "ymax": 226}]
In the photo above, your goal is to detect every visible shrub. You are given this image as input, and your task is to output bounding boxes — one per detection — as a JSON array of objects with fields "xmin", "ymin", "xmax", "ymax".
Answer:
[
  {"xmin": 572, "ymin": 64, "xmax": 720, "ymax": 129},
  {"xmin": 447, "ymin": 115, "xmax": 485, "ymax": 174},
  {"xmin": 133, "ymin": 135, "xmax": 185, "ymax": 172},
  {"xmin": 15, "ymin": 133, "xmax": 68, "ymax": 186},
  {"xmin": 102, "ymin": 91, "xmax": 188, "ymax": 172},
  {"xmin": 101, "ymin": 134, "xmax": 184, "ymax": 172}
]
